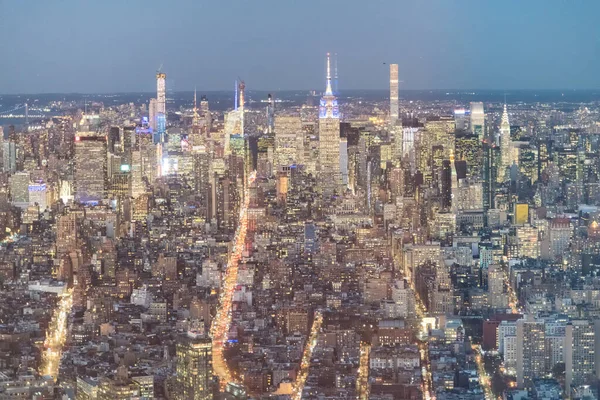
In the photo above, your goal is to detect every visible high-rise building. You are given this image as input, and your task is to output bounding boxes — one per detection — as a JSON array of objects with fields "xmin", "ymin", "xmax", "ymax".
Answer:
[
  {"xmin": 74, "ymin": 135, "xmax": 107, "ymax": 204},
  {"xmin": 9, "ymin": 172, "xmax": 30, "ymax": 208},
  {"xmin": 149, "ymin": 98, "xmax": 157, "ymax": 131},
  {"xmin": 3, "ymin": 139, "xmax": 16, "ymax": 173},
  {"xmin": 499, "ymin": 104, "xmax": 511, "ymax": 182},
  {"xmin": 156, "ymin": 72, "xmax": 167, "ymax": 141},
  {"xmin": 274, "ymin": 115, "xmax": 302, "ymax": 170},
  {"xmin": 548, "ymin": 218, "xmax": 571, "ymax": 261},
  {"xmin": 389, "ymin": 64, "xmax": 399, "ymax": 124},
  {"xmin": 156, "ymin": 72, "xmax": 166, "ymax": 116},
  {"xmin": 488, "ymin": 264, "xmax": 507, "ymax": 309},
  {"xmin": 175, "ymin": 333, "xmax": 213, "ymax": 400},
  {"xmin": 318, "ymin": 53, "xmax": 342, "ymax": 198},
  {"xmin": 565, "ymin": 320, "xmax": 595, "ymax": 392},
  {"xmin": 482, "ymin": 141, "xmax": 497, "ymax": 215},
  {"xmin": 440, "ymin": 160, "xmax": 452, "ymax": 210},
  {"xmin": 28, "ymin": 182, "xmax": 49, "ymax": 210},
  {"xmin": 470, "ymin": 102, "xmax": 485, "ymax": 139},
  {"xmin": 516, "ymin": 316, "xmax": 546, "ymax": 388},
  {"xmin": 340, "ymin": 137, "xmax": 348, "ymax": 186}
]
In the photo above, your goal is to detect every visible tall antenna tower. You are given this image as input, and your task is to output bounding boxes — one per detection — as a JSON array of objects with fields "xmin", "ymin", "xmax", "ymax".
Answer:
[{"xmin": 334, "ymin": 53, "xmax": 338, "ymax": 94}]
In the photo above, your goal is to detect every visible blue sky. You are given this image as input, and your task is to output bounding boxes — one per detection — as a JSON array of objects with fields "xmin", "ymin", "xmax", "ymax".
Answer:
[{"xmin": 1, "ymin": 0, "xmax": 599, "ymax": 93}]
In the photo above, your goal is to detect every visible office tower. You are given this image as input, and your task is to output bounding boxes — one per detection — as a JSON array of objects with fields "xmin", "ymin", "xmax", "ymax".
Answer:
[
  {"xmin": 318, "ymin": 52, "xmax": 342, "ymax": 197},
  {"xmin": 456, "ymin": 131, "xmax": 482, "ymax": 179},
  {"xmin": 470, "ymin": 102, "xmax": 485, "ymax": 139},
  {"xmin": 74, "ymin": 135, "xmax": 107, "ymax": 204},
  {"xmin": 340, "ymin": 137, "xmax": 348, "ymax": 186},
  {"xmin": 175, "ymin": 333, "xmax": 213, "ymax": 400},
  {"xmin": 28, "ymin": 182, "xmax": 48, "ymax": 210},
  {"xmin": 482, "ymin": 141, "xmax": 497, "ymax": 215},
  {"xmin": 274, "ymin": 115, "xmax": 302, "ymax": 170},
  {"xmin": 266, "ymin": 94, "xmax": 275, "ymax": 134},
  {"xmin": 110, "ymin": 171, "xmax": 131, "ymax": 200},
  {"xmin": 3, "ymin": 139, "xmax": 16, "ymax": 173},
  {"xmin": 149, "ymin": 98, "xmax": 157, "ymax": 131},
  {"xmin": 565, "ymin": 320, "xmax": 594, "ymax": 392},
  {"xmin": 441, "ymin": 160, "xmax": 452, "ymax": 210},
  {"xmin": 517, "ymin": 225, "xmax": 540, "ymax": 258},
  {"xmin": 499, "ymin": 104, "xmax": 511, "ymax": 182},
  {"xmin": 516, "ymin": 316, "xmax": 546, "ymax": 388},
  {"xmin": 487, "ymin": 264, "xmax": 507, "ymax": 308},
  {"xmin": 389, "ymin": 64, "xmax": 399, "ymax": 124},
  {"xmin": 9, "ymin": 172, "xmax": 30, "ymax": 208},
  {"xmin": 548, "ymin": 218, "xmax": 571, "ymax": 260},
  {"xmin": 454, "ymin": 108, "xmax": 468, "ymax": 132}
]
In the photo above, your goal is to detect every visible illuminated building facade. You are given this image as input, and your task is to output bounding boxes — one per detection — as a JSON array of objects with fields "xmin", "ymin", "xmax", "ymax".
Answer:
[
  {"xmin": 74, "ymin": 135, "xmax": 107, "ymax": 204},
  {"xmin": 318, "ymin": 53, "xmax": 342, "ymax": 198},
  {"xmin": 9, "ymin": 171, "xmax": 30, "ymax": 208},
  {"xmin": 499, "ymin": 104, "xmax": 511, "ymax": 182},
  {"xmin": 390, "ymin": 63, "xmax": 399, "ymax": 124},
  {"xmin": 274, "ymin": 115, "xmax": 302, "ymax": 170},
  {"xmin": 470, "ymin": 102, "xmax": 485, "ymax": 139},
  {"xmin": 175, "ymin": 334, "xmax": 213, "ymax": 400}
]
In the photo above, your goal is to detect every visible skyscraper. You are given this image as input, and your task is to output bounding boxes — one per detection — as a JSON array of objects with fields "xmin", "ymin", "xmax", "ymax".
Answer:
[
  {"xmin": 9, "ymin": 172, "xmax": 30, "ymax": 208},
  {"xmin": 149, "ymin": 98, "xmax": 157, "ymax": 132},
  {"xmin": 565, "ymin": 320, "xmax": 595, "ymax": 392},
  {"xmin": 516, "ymin": 316, "xmax": 546, "ymax": 388},
  {"xmin": 499, "ymin": 104, "xmax": 511, "ymax": 182},
  {"xmin": 470, "ymin": 102, "xmax": 485, "ymax": 139},
  {"xmin": 274, "ymin": 115, "xmax": 302, "ymax": 170},
  {"xmin": 156, "ymin": 72, "xmax": 167, "ymax": 142},
  {"xmin": 175, "ymin": 333, "xmax": 213, "ymax": 399},
  {"xmin": 3, "ymin": 139, "xmax": 16, "ymax": 174},
  {"xmin": 156, "ymin": 72, "xmax": 166, "ymax": 116},
  {"xmin": 74, "ymin": 135, "xmax": 107, "ymax": 204},
  {"xmin": 318, "ymin": 52, "xmax": 342, "ymax": 197},
  {"xmin": 389, "ymin": 64, "xmax": 399, "ymax": 124}
]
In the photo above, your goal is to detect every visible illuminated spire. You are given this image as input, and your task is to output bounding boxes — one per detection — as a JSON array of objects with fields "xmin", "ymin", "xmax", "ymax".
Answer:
[
  {"xmin": 192, "ymin": 87, "xmax": 200, "ymax": 126},
  {"xmin": 325, "ymin": 52, "xmax": 333, "ymax": 96},
  {"xmin": 501, "ymin": 103, "xmax": 509, "ymax": 127}
]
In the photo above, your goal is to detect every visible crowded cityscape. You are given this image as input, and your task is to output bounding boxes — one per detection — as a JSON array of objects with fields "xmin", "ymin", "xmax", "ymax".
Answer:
[{"xmin": 2, "ymin": 2, "xmax": 600, "ymax": 399}]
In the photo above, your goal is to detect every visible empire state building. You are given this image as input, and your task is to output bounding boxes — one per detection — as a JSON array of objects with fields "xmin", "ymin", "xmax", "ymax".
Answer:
[{"xmin": 318, "ymin": 52, "xmax": 342, "ymax": 198}]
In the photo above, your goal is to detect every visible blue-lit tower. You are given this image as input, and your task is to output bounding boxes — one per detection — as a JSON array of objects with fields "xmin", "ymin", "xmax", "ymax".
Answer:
[{"xmin": 318, "ymin": 52, "xmax": 342, "ymax": 198}]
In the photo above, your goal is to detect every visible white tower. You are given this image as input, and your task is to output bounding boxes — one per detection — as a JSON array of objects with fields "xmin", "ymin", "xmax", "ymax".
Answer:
[
  {"xmin": 499, "ymin": 104, "xmax": 511, "ymax": 182},
  {"xmin": 390, "ymin": 64, "xmax": 399, "ymax": 124},
  {"xmin": 318, "ymin": 53, "xmax": 342, "ymax": 198}
]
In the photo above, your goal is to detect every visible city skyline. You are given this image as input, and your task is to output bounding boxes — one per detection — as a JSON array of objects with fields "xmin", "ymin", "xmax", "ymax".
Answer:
[
  {"xmin": 2, "ymin": 1, "xmax": 600, "ymax": 94},
  {"xmin": 3, "ymin": 2, "xmax": 600, "ymax": 400}
]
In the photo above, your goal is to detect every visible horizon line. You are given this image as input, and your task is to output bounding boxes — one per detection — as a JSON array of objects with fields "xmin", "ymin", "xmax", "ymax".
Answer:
[{"xmin": 2, "ymin": 88, "xmax": 600, "ymax": 97}]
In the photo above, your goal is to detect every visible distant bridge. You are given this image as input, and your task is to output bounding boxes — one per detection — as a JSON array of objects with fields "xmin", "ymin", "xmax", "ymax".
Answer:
[{"xmin": 0, "ymin": 103, "xmax": 46, "ymax": 120}]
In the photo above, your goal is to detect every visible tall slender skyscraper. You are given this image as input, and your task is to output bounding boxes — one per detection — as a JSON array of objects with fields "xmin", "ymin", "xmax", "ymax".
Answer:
[
  {"xmin": 470, "ymin": 102, "xmax": 485, "ymax": 139},
  {"xmin": 498, "ymin": 104, "xmax": 511, "ymax": 182},
  {"xmin": 390, "ymin": 64, "xmax": 399, "ymax": 124},
  {"xmin": 318, "ymin": 53, "xmax": 342, "ymax": 197},
  {"xmin": 266, "ymin": 94, "xmax": 275, "ymax": 134},
  {"xmin": 156, "ymin": 72, "xmax": 167, "ymax": 142},
  {"xmin": 156, "ymin": 72, "xmax": 166, "ymax": 116}
]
